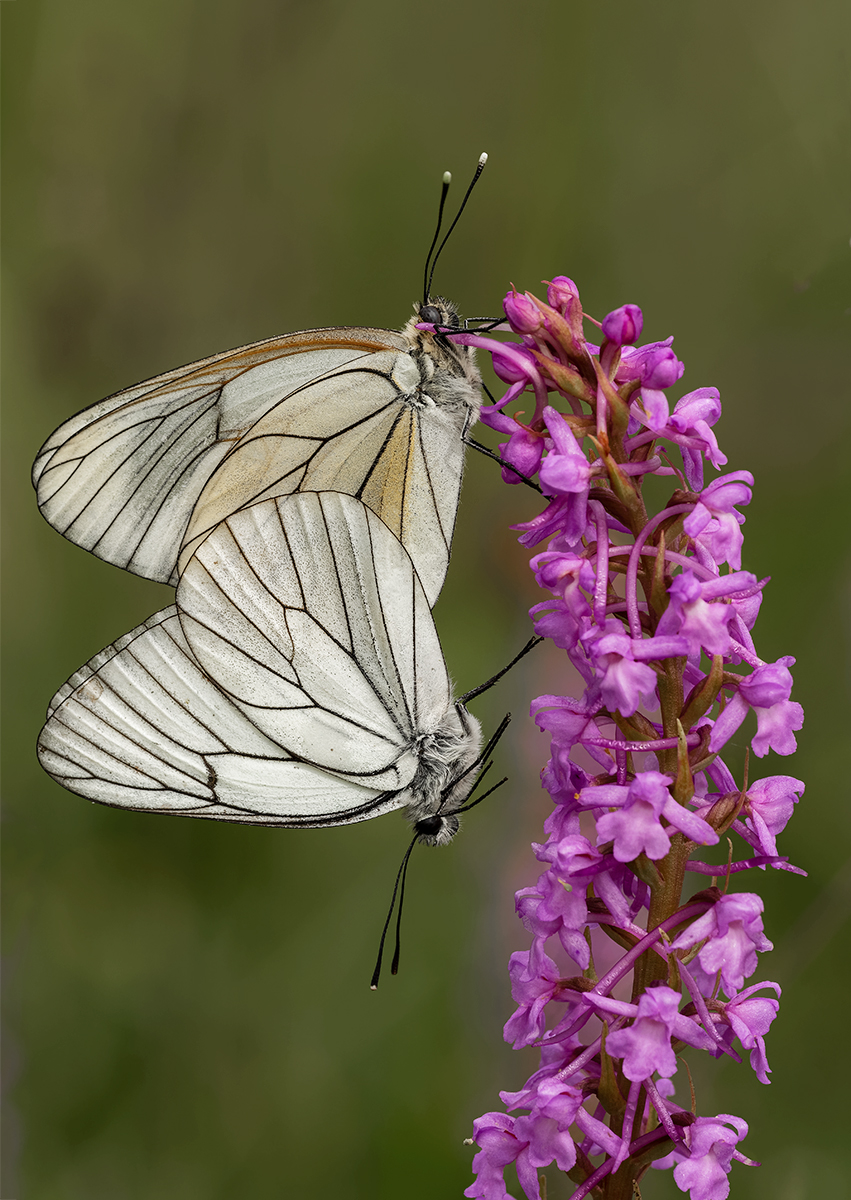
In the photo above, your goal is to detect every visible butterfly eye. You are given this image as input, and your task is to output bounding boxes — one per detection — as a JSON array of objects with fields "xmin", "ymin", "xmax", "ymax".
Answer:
[
  {"xmin": 415, "ymin": 815, "xmax": 443, "ymax": 838},
  {"xmin": 420, "ymin": 304, "xmax": 442, "ymax": 326}
]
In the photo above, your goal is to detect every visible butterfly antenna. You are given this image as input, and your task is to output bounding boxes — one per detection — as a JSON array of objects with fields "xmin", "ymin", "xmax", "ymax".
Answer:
[
  {"xmin": 458, "ymin": 637, "xmax": 544, "ymax": 706},
  {"xmin": 456, "ymin": 775, "xmax": 509, "ymax": 816},
  {"xmin": 446, "ymin": 712, "xmax": 513, "ymax": 803},
  {"xmin": 370, "ymin": 832, "xmax": 418, "ymax": 989},
  {"xmin": 435, "ymin": 758, "xmax": 494, "ymax": 817},
  {"xmin": 389, "ymin": 843, "xmax": 417, "ymax": 977},
  {"xmin": 478, "ymin": 711, "xmax": 513, "ymax": 765},
  {"xmin": 425, "ymin": 151, "xmax": 488, "ymax": 302},
  {"xmin": 422, "ymin": 171, "xmax": 453, "ymax": 306}
]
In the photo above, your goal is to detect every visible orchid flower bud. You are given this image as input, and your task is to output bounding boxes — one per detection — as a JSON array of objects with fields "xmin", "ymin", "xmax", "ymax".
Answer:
[
  {"xmin": 602, "ymin": 303, "xmax": 643, "ymax": 346},
  {"xmin": 503, "ymin": 288, "xmax": 545, "ymax": 334}
]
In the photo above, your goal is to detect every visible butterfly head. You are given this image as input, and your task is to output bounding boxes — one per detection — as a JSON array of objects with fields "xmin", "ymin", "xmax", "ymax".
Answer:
[
  {"xmin": 405, "ymin": 706, "xmax": 482, "ymax": 845},
  {"xmin": 413, "ymin": 811, "xmax": 460, "ymax": 848},
  {"xmin": 417, "ymin": 297, "xmax": 462, "ymax": 332},
  {"xmin": 402, "ymin": 297, "xmax": 481, "ymax": 405}
]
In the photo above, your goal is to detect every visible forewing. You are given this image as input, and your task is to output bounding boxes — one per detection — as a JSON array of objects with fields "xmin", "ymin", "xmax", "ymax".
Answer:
[
  {"xmin": 176, "ymin": 492, "xmax": 454, "ymax": 781},
  {"xmin": 176, "ymin": 351, "xmax": 409, "ymax": 570},
  {"xmin": 33, "ymin": 328, "xmax": 407, "ymax": 586},
  {"xmin": 176, "ymin": 353, "xmax": 470, "ymax": 606},
  {"xmin": 357, "ymin": 400, "xmax": 468, "ymax": 607},
  {"xmin": 38, "ymin": 606, "xmax": 405, "ymax": 826}
]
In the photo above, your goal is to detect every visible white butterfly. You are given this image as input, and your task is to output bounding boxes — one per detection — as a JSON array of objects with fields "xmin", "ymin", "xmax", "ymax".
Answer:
[
  {"xmin": 37, "ymin": 492, "xmax": 489, "ymax": 845},
  {"xmin": 32, "ymin": 301, "xmax": 481, "ymax": 607}
]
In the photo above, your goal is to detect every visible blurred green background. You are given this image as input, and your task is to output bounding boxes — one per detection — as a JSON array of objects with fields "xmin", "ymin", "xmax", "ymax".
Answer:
[{"xmin": 3, "ymin": 1, "xmax": 849, "ymax": 1197}]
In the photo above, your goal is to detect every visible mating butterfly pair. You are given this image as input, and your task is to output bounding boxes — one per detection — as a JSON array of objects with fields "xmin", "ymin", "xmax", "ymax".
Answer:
[{"xmin": 35, "ymin": 298, "xmax": 499, "ymax": 846}]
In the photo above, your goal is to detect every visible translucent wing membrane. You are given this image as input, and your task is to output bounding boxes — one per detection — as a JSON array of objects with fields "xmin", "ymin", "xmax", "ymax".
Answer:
[
  {"xmin": 38, "ymin": 604, "xmax": 404, "ymax": 826},
  {"xmin": 33, "ymin": 316, "xmax": 480, "ymax": 605},
  {"xmin": 176, "ymin": 492, "xmax": 453, "ymax": 785}
]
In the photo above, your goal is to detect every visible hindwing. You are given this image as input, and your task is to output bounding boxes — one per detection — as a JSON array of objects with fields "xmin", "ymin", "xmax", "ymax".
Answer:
[
  {"xmin": 176, "ymin": 492, "xmax": 453, "ymax": 784},
  {"xmin": 37, "ymin": 606, "xmax": 405, "ymax": 827}
]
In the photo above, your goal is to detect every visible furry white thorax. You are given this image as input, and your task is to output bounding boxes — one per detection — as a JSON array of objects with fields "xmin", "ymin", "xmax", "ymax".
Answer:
[{"xmin": 402, "ymin": 704, "xmax": 483, "ymax": 846}]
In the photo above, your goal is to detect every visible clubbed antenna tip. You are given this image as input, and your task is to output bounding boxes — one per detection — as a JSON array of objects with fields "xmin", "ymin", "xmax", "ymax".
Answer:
[{"xmin": 423, "ymin": 153, "xmax": 490, "ymax": 303}]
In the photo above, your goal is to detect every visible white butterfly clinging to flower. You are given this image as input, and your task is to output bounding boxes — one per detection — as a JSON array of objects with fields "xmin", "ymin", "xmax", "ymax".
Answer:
[
  {"xmin": 32, "ymin": 295, "xmax": 482, "ymax": 608},
  {"xmin": 38, "ymin": 491, "xmax": 494, "ymax": 844},
  {"xmin": 32, "ymin": 156, "xmax": 491, "ymax": 610},
  {"xmin": 35, "ymin": 155, "xmax": 500, "ymax": 842}
]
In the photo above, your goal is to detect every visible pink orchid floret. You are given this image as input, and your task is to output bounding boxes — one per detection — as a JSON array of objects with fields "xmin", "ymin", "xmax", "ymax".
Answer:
[
  {"xmin": 617, "ymin": 338, "xmax": 685, "ymax": 431},
  {"xmin": 738, "ymin": 775, "xmax": 804, "ymax": 855},
  {"xmin": 668, "ymin": 386, "xmax": 728, "ymax": 488},
  {"xmin": 547, "ymin": 275, "xmax": 581, "ymax": 314},
  {"xmin": 513, "ymin": 494, "xmax": 594, "ymax": 549},
  {"xmin": 671, "ymin": 1115, "xmax": 756, "ymax": 1200},
  {"xmin": 539, "ymin": 423, "xmax": 594, "ymax": 496},
  {"xmin": 464, "ymin": 1113, "xmax": 533, "ymax": 1200},
  {"xmin": 580, "ymin": 772, "xmax": 718, "ymax": 862},
  {"xmin": 504, "ymin": 942, "xmax": 568, "ymax": 1048},
  {"xmin": 654, "ymin": 569, "xmax": 748, "ymax": 656},
  {"xmin": 672, "ymin": 893, "xmax": 773, "ymax": 995},
  {"xmin": 485, "ymin": 408, "xmax": 546, "ymax": 484},
  {"xmin": 684, "ymin": 471, "xmax": 754, "ymax": 570},
  {"xmin": 580, "ymin": 621, "xmax": 661, "ymax": 717},
  {"xmin": 597, "ymin": 986, "xmax": 716, "ymax": 1081},
  {"xmin": 720, "ymin": 983, "xmax": 781, "ymax": 1084},
  {"xmin": 709, "ymin": 656, "xmax": 804, "ymax": 757}
]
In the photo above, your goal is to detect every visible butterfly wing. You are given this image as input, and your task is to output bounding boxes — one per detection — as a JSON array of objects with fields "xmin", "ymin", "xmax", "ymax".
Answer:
[
  {"xmin": 37, "ymin": 606, "xmax": 402, "ymax": 826},
  {"xmin": 177, "ymin": 351, "xmax": 472, "ymax": 606},
  {"xmin": 32, "ymin": 327, "xmax": 407, "ymax": 587},
  {"xmin": 33, "ymin": 321, "xmax": 479, "ymax": 604},
  {"xmin": 176, "ymin": 491, "xmax": 456, "ymax": 785}
]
